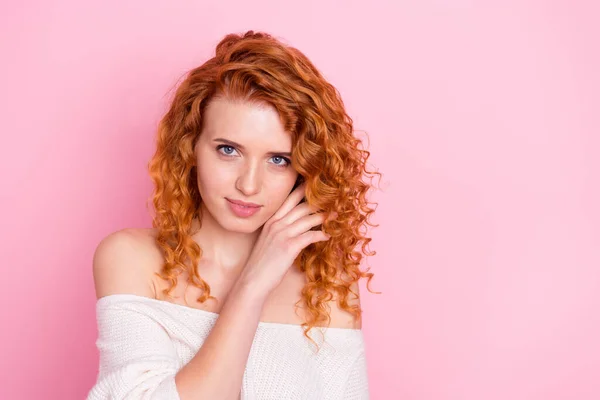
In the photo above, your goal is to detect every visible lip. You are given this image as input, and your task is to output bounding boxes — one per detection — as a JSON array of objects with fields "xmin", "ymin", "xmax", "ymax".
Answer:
[
  {"xmin": 226, "ymin": 198, "xmax": 262, "ymax": 208},
  {"xmin": 226, "ymin": 198, "xmax": 262, "ymax": 218}
]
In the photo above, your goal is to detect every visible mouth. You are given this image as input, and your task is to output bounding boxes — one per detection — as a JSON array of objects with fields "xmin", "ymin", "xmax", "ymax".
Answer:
[
  {"xmin": 225, "ymin": 198, "xmax": 262, "ymax": 208},
  {"xmin": 226, "ymin": 198, "xmax": 262, "ymax": 218}
]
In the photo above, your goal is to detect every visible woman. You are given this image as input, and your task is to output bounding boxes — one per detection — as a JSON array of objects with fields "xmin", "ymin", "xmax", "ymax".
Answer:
[{"xmin": 87, "ymin": 30, "xmax": 381, "ymax": 400}]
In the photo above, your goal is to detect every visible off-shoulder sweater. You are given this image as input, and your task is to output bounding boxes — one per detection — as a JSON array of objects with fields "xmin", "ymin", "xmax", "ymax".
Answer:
[{"xmin": 86, "ymin": 293, "xmax": 369, "ymax": 399}]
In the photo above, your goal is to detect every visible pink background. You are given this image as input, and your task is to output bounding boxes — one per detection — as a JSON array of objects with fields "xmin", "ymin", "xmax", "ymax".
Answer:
[{"xmin": 1, "ymin": 1, "xmax": 598, "ymax": 399}]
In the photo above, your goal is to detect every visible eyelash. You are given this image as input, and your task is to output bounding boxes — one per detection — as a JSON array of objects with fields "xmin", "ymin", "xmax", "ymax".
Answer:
[{"xmin": 216, "ymin": 145, "xmax": 291, "ymax": 168}]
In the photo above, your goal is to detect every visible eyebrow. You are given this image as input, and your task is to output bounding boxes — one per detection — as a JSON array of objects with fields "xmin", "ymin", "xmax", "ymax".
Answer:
[{"xmin": 213, "ymin": 138, "xmax": 292, "ymax": 157}]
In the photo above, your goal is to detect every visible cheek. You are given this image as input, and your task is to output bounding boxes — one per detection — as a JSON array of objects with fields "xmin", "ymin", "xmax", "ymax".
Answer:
[
  {"xmin": 196, "ymin": 158, "xmax": 230, "ymax": 195},
  {"xmin": 263, "ymin": 179, "xmax": 297, "ymax": 210}
]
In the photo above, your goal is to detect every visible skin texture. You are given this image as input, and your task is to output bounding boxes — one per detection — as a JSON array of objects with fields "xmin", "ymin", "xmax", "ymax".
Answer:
[
  {"xmin": 147, "ymin": 31, "xmax": 378, "ymax": 349},
  {"xmin": 92, "ymin": 97, "xmax": 360, "ymax": 400},
  {"xmin": 189, "ymin": 96, "xmax": 300, "ymax": 278},
  {"xmin": 170, "ymin": 97, "xmax": 331, "ymax": 399}
]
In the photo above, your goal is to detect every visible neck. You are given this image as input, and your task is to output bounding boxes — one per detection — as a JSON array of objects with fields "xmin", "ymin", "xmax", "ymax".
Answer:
[{"xmin": 190, "ymin": 202, "xmax": 261, "ymax": 276}]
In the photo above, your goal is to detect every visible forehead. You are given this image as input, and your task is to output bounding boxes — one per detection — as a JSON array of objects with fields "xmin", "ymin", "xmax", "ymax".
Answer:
[{"xmin": 202, "ymin": 97, "xmax": 292, "ymax": 148}]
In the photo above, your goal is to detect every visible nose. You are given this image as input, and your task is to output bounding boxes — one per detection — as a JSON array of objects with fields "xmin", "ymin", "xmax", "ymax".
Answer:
[{"xmin": 235, "ymin": 162, "xmax": 261, "ymax": 197}]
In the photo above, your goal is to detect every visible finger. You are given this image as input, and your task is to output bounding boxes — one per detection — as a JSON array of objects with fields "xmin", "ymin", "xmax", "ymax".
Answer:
[
  {"xmin": 293, "ymin": 230, "xmax": 331, "ymax": 251},
  {"xmin": 279, "ymin": 202, "xmax": 319, "ymax": 225},
  {"xmin": 285, "ymin": 212, "xmax": 328, "ymax": 238},
  {"xmin": 271, "ymin": 182, "xmax": 307, "ymax": 221}
]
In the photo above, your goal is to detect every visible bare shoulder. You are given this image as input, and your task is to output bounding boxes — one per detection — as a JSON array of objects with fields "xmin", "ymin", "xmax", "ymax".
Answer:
[
  {"xmin": 92, "ymin": 227, "xmax": 162, "ymax": 300},
  {"xmin": 327, "ymin": 280, "xmax": 363, "ymax": 329}
]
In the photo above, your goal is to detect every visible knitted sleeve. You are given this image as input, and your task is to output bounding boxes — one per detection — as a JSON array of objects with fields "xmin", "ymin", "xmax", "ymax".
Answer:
[
  {"xmin": 342, "ymin": 349, "xmax": 370, "ymax": 399},
  {"xmin": 86, "ymin": 302, "xmax": 182, "ymax": 400}
]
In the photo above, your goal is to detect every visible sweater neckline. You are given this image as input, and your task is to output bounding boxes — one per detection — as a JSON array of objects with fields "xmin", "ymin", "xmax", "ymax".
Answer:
[{"xmin": 96, "ymin": 293, "xmax": 364, "ymax": 334}]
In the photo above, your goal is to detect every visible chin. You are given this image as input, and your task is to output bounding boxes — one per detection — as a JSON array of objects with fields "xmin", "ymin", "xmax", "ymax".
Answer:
[{"xmin": 222, "ymin": 218, "xmax": 264, "ymax": 234}]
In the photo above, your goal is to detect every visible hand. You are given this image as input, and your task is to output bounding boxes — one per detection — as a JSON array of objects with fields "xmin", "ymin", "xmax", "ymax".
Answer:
[{"xmin": 237, "ymin": 182, "xmax": 335, "ymax": 296}]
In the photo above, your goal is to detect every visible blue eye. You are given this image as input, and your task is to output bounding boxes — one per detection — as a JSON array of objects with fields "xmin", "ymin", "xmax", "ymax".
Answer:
[
  {"xmin": 216, "ymin": 145, "xmax": 290, "ymax": 168},
  {"xmin": 217, "ymin": 145, "xmax": 237, "ymax": 156},
  {"xmin": 270, "ymin": 156, "xmax": 291, "ymax": 167}
]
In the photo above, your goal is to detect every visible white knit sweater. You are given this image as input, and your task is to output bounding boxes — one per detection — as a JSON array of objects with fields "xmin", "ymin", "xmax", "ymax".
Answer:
[{"xmin": 86, "ymin": 293, "xmax": 369, "ymax": 399}]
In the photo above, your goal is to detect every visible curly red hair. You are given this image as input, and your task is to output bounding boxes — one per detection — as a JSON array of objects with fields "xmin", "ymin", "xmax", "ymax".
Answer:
[{"xmin": 147, "ymin": 30, "xmax": 382, "ymax": 351}]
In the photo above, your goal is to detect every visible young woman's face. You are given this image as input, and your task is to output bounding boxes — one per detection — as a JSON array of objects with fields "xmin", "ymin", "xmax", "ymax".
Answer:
[{"xmin": 194, "ymin": 97, "xmax": 300, "ymax": 233}]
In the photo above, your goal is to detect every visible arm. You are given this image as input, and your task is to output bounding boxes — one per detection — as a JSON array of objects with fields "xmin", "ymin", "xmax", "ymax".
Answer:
[
  {"xmin": 90, "ymin": 229, "xmax": 268, "ymax": 400},
  {"xmin": 174, "ymin": 279, "xmax": 266, "ymax": 399}
]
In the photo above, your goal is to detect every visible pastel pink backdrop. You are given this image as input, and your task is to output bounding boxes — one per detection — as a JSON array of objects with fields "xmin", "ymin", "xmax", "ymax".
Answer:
[{"xmin": 1, "ymin": 1, "xmax": 598, "ymax": 399}]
